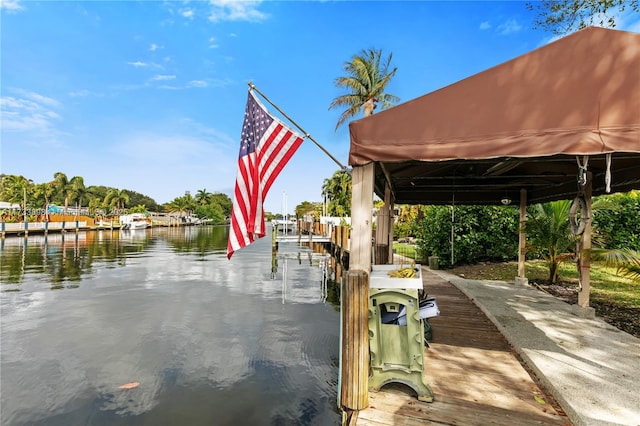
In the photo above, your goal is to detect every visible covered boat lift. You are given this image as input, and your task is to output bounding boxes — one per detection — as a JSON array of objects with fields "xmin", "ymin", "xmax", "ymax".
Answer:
[{"xmin": 339, "ymin": 26, "xmax": 640, "ymax": 417}]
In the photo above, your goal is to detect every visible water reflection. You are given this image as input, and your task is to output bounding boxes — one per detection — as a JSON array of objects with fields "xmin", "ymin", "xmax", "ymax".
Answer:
[
  {"xmin": 0, "ymin": 226, "xmax": 341, "ymax": 425},
  {"xmin": 0, "ymin": 226, "xmax": 233, "ymax": 289}
]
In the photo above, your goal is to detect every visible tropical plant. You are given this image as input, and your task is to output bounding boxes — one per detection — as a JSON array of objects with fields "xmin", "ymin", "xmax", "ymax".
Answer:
[
  {"xmin": 165, "ymin": 195, "xmax": 196, "ymax": 218},
  {"xmin": 322, "ymin": 170, "xmax": 352, "ymax": 216},
  {"xmin": 195, "ymin": 189, "xmax": 212, "ymax": 206},
  {"xmin": 295, "ymin": 201, "xmax": 318, "ymax": 219},
  {"xmin": 525, "ymin": 200, "xmax": 577, "ymax": 283},
  {"xmin": 104, "ymin": 189, "xmax": 129, "ymax": 212},
  {"xmin": 33, "ymin": 181, "xmax": 56, "ymax": 220},
  {"xmin": 52, "ymin": 172, "xmax": 70, "ymax": 213},
  {"xmin": 68, "ymin": 176, "xmax": 89, "ymax": 218},
  {"xmin": 128, "ymin": 204, "xmax": 148, "ymax": 214},
  {"xmin": 527, "ymin": 0, "xmax": 639, "ymax": 36},
  {"xmin": 591, "ymin": 248, "xmax": 640, "ymax": 283},
  {"xmin": 329, "ymin": 48, "xmax": 399, "ymax": 130}
]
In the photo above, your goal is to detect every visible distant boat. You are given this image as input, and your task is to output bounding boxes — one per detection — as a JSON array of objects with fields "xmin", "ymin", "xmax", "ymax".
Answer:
[{"xmin": 119, "ymin": 213, "xmax": 150, "ymax": 230}]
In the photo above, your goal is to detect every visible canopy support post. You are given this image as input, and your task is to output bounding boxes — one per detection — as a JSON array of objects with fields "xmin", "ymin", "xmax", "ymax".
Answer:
[
  {"xmin": 516, "ymin": 189, "xmax": 528, "ymax": 285},
  {"xmin": 574, "ymin": 172, "xmax": 595, "ymax": 318},
  {"xmin": 375, "ymin": 184, "xmax": 392, "ymax": 264},
  {"xmin": 340, "ymin": 163, "xmax": 373, "ymax": 414}
]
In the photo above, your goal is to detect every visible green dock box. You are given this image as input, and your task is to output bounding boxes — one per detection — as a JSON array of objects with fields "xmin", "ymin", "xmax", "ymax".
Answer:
[{"xmin": 368, "ymin": 265, "xmax": 434, "ymax": 402}]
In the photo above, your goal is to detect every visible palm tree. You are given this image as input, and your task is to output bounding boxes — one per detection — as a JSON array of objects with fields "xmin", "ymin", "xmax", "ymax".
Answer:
[
  {"xmin": 165, "ymin": 195, "xmax": 190, "ymax": 218},
  {"xmin": 526, "ymin": 200, "xmax": 576, "ymax": 283},
  {"xmin": 329, "ymin": 48, "xmax": 399, "ymax": 130},
  {"xmin": 195, "ymin": 189, "xmax": 211, "ymax": 206},
  {"xmin": 68, "ymin": 176, "xmax": 88, "ymax": 219},
  {"xmin": 34, "ymin": 181, "xmax": 56, "ymax": 221},
  {"xmin": 104, "ymin": 189, "xmax": 129, "ymax": 212},
  {"xmin": 53, "ymin": 172, "xmax": 70, "ymax": 213},
  {"xmin": 322, "ymin": 170, "xmax": 352, "ymax": 216}
]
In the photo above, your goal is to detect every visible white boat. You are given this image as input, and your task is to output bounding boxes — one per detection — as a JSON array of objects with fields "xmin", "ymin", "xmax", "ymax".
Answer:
[{"xmin": 119, "ymin": 213, "xmax": 150, "ymax": 230}]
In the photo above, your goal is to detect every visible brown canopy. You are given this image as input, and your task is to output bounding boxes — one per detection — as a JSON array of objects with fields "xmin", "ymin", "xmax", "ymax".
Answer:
[{"xmin": 348, "ymin": 27, "xmax": 640, "ymax": 205}]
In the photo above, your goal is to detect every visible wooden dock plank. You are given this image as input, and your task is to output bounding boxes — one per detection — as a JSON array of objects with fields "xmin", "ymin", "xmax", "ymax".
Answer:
[{"xmin": 356, "ymin": 268, "xmax": 570, "ymax": 426}]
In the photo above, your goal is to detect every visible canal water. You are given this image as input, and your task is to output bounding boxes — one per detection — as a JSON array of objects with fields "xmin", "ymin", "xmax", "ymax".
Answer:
[{"xmin": 0, "ymin": 226, "xmax": 341, "ymax": 425}]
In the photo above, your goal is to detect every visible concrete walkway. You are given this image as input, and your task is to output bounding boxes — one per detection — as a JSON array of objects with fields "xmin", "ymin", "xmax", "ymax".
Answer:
[{"xmin": 429, "ymin": 269, "xmax": 640, "ymax": 426}]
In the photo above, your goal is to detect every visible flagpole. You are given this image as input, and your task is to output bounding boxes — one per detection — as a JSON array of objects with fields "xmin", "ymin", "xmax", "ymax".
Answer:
[{"xmin": 248, "ymin": 82, "xmax": 349, "ymax": 173}]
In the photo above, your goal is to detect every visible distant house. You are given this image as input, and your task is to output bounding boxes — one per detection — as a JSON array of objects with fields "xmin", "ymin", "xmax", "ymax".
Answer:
[{"xmin": 0, "ymin": 201, "xmax": 21, "ymax": 210}]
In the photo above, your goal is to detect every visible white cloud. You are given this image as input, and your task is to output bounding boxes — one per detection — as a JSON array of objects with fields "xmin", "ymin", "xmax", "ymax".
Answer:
[
  {"xmin": 479, "ymin": 21, "xmax": 491, "ymax": 30},
  {"xmin": 127, "ymin": 61, "xmax": 149, "ymax": 68},
  {"xmin": 187, "ymin": 80, "xmax": 208, "ymax": 88},
  {"xmin": 0, "ymin": 90, "xmax": 65, "ymax": 145},
  {"xmin": 127, "ymin": 61, "xmax": 163, "ymax": 69},
  {"xmin": 0, "ymin": 0, "xmax": 24, "ymax": 12},
  {"xmin": 208, "ymin": 0, "xmax": 268, "ymax": 22},
  {"xmin": 208, "ymin": 37, "xmax": 219, "ymax": 48},
  {"xmin": 11, "ymin": 89, "xmax": 60, "ymax": 107},
  {"xmin": 149, "ymin": 43, "xmax": 163, "ymax": 51},
  {"xmin": 126, "ymin": 61, "xmax": 163, "ymax": 69},
  {"xmin": 150, "ymin": 74, "xmax": 176, "ymax": 81},
  {"xmin": 497, "ymin": 19, "xmax": 522, "ymax": 35},
  {"xmin": 181, "ymin": 8, "xmax": 194, "ymax": 19}
]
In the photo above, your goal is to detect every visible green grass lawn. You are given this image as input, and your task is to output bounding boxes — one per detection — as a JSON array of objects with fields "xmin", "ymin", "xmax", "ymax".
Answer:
[
  {"xmin": 448, "ymin": 260, "xmax": 639, "ymax": 309},
  {"xmin": 392, "ymin": 242, "xmax": 419, "ymax": 260},
  {"xmin": 392, "ymin": 242, "xmax": 639, "ymax": 309}
]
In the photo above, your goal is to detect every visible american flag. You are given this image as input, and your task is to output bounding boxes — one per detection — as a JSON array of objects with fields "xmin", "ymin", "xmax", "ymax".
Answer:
[{"xmin": 227, "ymin": 91, "xmax": 304, "ymax": 259}]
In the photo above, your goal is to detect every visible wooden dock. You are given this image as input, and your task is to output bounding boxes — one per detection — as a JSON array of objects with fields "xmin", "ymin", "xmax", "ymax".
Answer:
[
  {"xmin": 356, "ymin": 268, "xmax": 570, "ymax": 426},
  {"xmin": 275, "ymin": 234, "xmax": 331, "ymax": 243}
]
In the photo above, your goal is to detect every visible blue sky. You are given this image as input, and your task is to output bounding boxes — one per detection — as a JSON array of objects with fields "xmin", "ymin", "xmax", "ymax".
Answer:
[{"xmin": 2, "ymin": 1, "xmax": 639, "ymax": 215}]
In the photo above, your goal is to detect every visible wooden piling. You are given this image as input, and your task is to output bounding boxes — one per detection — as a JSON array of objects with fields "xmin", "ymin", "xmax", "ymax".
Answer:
[{"xmin": 340, "ymin": 270, "xmax": 370, "ymax": 411}]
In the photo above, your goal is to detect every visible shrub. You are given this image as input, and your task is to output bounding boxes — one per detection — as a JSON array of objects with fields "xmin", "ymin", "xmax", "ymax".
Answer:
[{"xmin": 416, "ymin": 205, "xmax": 519, "ymax": 269}]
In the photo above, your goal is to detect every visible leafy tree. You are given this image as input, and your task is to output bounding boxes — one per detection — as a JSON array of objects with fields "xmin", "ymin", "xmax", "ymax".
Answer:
[
  {"xmin": 329, "ymin": 48, "xmax": 399, "ymax": 130},
  {"xmin": 128, "ymin": 204, "xmax": 148, "ymax": 214},
  {"xmin": 126, "ymin": 190, "xmax": 161, "ymax": 211},
  {"xmin": 592, "ymin": 191, "xmax": 640, "ymax": 251},
  {"xmin": 322, "ymin": 170, "xmax": 352, "ymax": 216},
  {"xmin": 194, "ymin": 203, "xmax": 225, "ymax": 224},
  {"xmin": 394, "ymin": 205, "xmax": 426, "ymax": 239},
  {"xmin": 417, "ymin": 205, "xmax": 519, "ymax": 268},
  {"xmin": 0, "ymin": 174, "xmax": 24, "ymax": 204},
  {"xmin": 527, "ymin": 0, "xmax": 639, "ymax": 36},
  {"xmin": 210, "ymin": 192, "xmax": 233, "ymax": 218}
]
